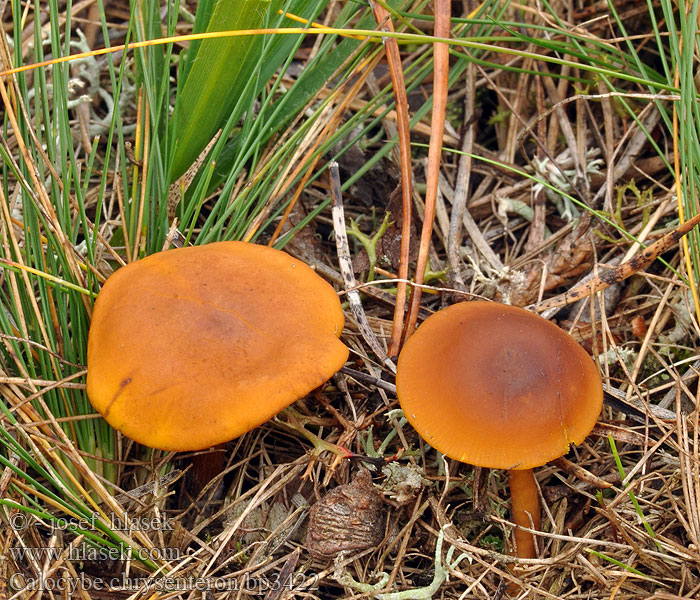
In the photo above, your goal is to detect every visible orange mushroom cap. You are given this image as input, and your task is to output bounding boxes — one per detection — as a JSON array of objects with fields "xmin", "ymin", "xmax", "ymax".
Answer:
[
  {"xmin": 86, "ymin": 241, "xmax": 348, "ymax": 451},
  {"xmin": 396, "ymin": 301, "xmax": 602, "ymax": 470}
]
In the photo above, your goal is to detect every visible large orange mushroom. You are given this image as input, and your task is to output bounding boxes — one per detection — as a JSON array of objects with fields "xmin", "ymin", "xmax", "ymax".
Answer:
[
  {"xmin": 395, "ymin": 301, "xmax": 602, "ymax": 558},
  {"xmin": 87, "ymin": 241, "xmax": 348, "ymax": 452}
]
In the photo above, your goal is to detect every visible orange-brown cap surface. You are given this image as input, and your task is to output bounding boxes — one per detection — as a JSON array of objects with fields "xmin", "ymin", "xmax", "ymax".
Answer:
[
  {"xmin": 87, "ymin": 241, "xmax": 348, "ymax": 451},
  {"xmin": 396, "ymin": 301, "xmax": 602, "ymax": 470}
]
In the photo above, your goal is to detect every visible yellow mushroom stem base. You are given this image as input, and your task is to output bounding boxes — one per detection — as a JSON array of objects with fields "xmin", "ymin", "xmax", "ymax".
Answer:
[{"xmin": 508, "ymin": 469, "xmax": 541, "ymax": 559}]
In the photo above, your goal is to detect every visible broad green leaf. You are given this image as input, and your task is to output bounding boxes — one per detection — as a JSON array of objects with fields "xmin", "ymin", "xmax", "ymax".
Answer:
[{"xmin": 169, "ymin": 0, "xmax": 271, "ymax": 181}]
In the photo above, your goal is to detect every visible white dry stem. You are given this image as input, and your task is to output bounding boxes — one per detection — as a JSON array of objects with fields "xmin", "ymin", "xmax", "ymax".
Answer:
[{"xmin": 329, "ymin": 162, "xmax": 396, "ymax": 373}]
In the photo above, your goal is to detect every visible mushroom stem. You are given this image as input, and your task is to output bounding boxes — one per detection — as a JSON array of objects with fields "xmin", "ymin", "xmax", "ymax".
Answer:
[
  {"xmin": 508, "ymin": 468, "xmax": 541, "ymax": 559},
  {"xmin": 189, "ymin": 445, "xmax": 226, "ymax": 494}
]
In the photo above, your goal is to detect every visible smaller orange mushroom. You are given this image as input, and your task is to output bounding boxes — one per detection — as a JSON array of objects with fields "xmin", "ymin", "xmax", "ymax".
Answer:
[
  {"xmin": 396, "ymin": 301, "xmax": 602, "ymax": 558},
  {"xmin": 86, "ymin": 241, "xmax": 348, "ymax": 452}
]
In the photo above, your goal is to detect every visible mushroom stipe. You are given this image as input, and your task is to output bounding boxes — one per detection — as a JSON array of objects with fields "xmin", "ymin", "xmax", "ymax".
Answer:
[{"xmin": 86, "ymin": 242, "xmax": 349, "ymax": 452}]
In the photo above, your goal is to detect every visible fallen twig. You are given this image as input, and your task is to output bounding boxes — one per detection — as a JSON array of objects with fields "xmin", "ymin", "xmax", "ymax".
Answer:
[{"xmin": 530, "ymin": 212, "xmax": 700, "ymax": 313}]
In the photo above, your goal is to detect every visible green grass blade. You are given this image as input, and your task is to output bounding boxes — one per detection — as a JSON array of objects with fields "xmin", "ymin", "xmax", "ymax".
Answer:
[
  {"xmin": 608, "ymin": 437, "xmax": 664, "ymax": 552},
  {"xmin": 585, "ymin": 549, "xmax": 651, "ymax": 578}
]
